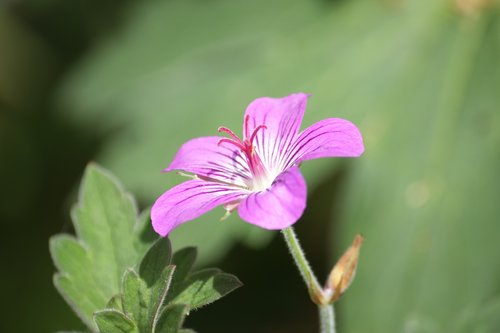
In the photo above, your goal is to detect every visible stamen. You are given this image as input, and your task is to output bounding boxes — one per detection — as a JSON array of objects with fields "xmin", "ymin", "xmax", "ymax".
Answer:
[
  {"xmin": 218, "ymin": 126, "xmax": 241, "ymax": 143},
  {"xmin": 220, "ymin": 210, "xmax": 232, "ymax": 221},
  {"xmin": 176, "ymin": 171, "xmax": 198, "ymax": 179},
  {"xmin": 221, "ymin": 201, "xmax": 239, "ymax": 221},
  {"xmin": 249, "ymin": 124, "xmax": 267, "ymax": 144},
  {"xmin": 218, "ymin": 138, "xmax": 246, "ymax": 151},
  {"xmin": 244, "ymin": 115, "xmax": 251, "ymax": 139}
]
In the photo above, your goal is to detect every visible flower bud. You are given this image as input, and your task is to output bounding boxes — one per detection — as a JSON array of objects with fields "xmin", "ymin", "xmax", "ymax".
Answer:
[{"xmin": 325, "ymin": 234, "xmax": 364, "ymax": 303}]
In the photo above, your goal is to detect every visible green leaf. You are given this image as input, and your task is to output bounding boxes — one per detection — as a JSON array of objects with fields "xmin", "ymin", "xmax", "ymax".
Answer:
[
  {"xmin": 50, "ymin": 235, "xmax": 107, "ymax": 328},
  {"xmin": 147, "ymin": 266, "xmax": 176, "ymax": 332},
  {"xmin": 171, "ymin": 247, "xmax": 197, "ymax": 283},
  {"xmin": 50, "ymin": 163, "xmax": 157, "ymax": 329},
  {"xmin": 94, "ymin": 310, "xmax": 138, "ymax": 333},
  {"xmin": 125, "ymin": 239, "xmax": 240, "ymax": 331},
  {"xmin": 106, "ymin": 295, "xmax": 123, "ymax": 312},
  {"xmin": 154, "ymin": 304, "xmax": 189, "ymax": 333},
  {"xmin": 121, "ymin": 269, "xmax": 150, "ymax": 332},
  {"xmin": 168, "ymin": 268, "xmax": 243, "ymax": 310},
  {"xmin": 120, "ymin": 265, "xmax": 176, "ymax": 332},
  {"xmin": 178, "ymin": 330, "xmax": 196, "ymax": 333},
  {"xmin": 167, "ymin": 247, "xmax": 197, "ymax": 301},
  {"xmin": 139, "ymin": 237, "xmax": 172, "ymax": 287},
  {"xmin": 134, "ymin": 208, "xmax": 160, "ymax": 260},
  {"xmin": 115, "ymin": 240, "xmax": 240, "ymax": 331},
  {"xmin": 51, "ymin": 165, "xmax": 242, "ymax": 332}
]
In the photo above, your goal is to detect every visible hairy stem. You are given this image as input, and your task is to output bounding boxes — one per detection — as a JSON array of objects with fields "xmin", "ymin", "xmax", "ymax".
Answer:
[
  {"xmin": 281, "ymin": 227, "xmax": 336, "ymax": 333},
  {"xmin": 319, "ymin": 304, "xmax": 336, "ymax": 333}
]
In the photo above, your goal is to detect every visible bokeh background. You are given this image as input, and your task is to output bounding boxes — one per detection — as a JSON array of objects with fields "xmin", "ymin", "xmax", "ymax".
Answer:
[{"xmin": 1, "ymin": 0, "xmax": 500, "ymax": 332}]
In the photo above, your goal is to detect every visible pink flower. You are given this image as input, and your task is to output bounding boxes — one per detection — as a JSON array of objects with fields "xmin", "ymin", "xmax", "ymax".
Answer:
[{"xmin": 152, "ymin": 93, "xmax": 364, "ymax": 236}]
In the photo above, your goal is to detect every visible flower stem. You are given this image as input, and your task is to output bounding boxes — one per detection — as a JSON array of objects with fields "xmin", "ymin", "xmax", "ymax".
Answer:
[
  {"xmin": 281, "ymin": 227, "xmax": 322, "ymax": 292},
  {"xmin": 281, "ymin": 227, "xmax": 336, "ymax": 333},
  {"xmin": 319, "ymin": 304, "xmax": 336, "ymax": 333}
]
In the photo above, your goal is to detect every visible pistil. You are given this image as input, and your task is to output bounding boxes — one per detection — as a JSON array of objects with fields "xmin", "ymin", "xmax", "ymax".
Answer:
[{"xmin": 217, "ymin": 117, "xmax": 271, "ymax": 190}]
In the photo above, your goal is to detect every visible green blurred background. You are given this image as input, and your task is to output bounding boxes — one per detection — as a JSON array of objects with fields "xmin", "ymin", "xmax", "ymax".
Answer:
[{"xmin": 1, "ymin": 0, "xmax": 500, "ymax": 332}]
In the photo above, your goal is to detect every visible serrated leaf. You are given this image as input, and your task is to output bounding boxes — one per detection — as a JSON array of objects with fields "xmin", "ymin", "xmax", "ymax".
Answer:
[
  {"xmin": 51, "ymin": 164, "xmax": 241, "ymax": 332},
  {"xmin": 71, "ymin": 164, "xmax": 145, "ymax": 291},
  {"xmin": 154, "ymin": 304, "xmax": 189, "ymax": 333},
  {"xmin": 50, "ymin": 164, "xmax": 157, "ymax": 329},
  {"xmin": 121, "ymin": 269, "xmax": 150, "ymax": 332},
  {"xmin": 139, "ymin": 237, "xmax": 172, "ymax": 287},
  {"xmin": 94, "ymin": 310, "xmax": 138, "ymax": 333},
  {"xmin": 50, "ymin": 235, "xmax": 107, "ymax": 326},
  {"xmin": 168, "ymin": 268, "xmax": 243, "ymax": 309}
]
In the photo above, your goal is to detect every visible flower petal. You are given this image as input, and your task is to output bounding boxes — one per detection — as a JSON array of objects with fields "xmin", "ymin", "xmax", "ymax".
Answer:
[
  {"xmin": 244, "ymin": 93, "xmax": 309, "ymax": 173},
  {"xmin": 237, "ymin": 166, "xmax": 306, "ymax": 230},
  {"xmin": 151, "ymin": 180, "xmax": 248, "ymax": 236},
  {"xmin": 282, "ymin": 118, "xmax": 364, "ymax": 168},
  {"xmin": 166, "ymin": 136, "xmax": 251, "ymax": 187}
]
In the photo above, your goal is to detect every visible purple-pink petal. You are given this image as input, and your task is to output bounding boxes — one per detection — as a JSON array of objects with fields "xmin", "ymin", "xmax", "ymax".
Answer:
[
  {"xmin": 282, "ymin": 118, "xmax": 364, "ymax": 168},
  {"xmin": 244, "ymin": 93, "xmax": 309, "ymax": 172},
  {"xmin": 151, "ymin": 180, "xmax": 248, "ymax": 236},
  {"xmin": 165, "ymin": 136, "xmax": 251, "ymax": 187},
  {"xmin": 238, "ymin": 166, "xmax": 307, "ymax": 230}
]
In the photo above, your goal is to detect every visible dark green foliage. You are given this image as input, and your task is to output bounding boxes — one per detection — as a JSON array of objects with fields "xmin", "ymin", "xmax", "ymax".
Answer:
[
  {"xmin": 51, "ymin": 165, "xmax": 242, "ymax": 332},
  {"xmin": 154, "ymin": 304, "xmax": 190, "ymax": 333},
  {"xmin": 94, "ymin": 310, "xmax": 138, "ymax": 333},
  {"xmin": 94, "ymin": 239, "xmax": 242, "ymax": 333}
]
